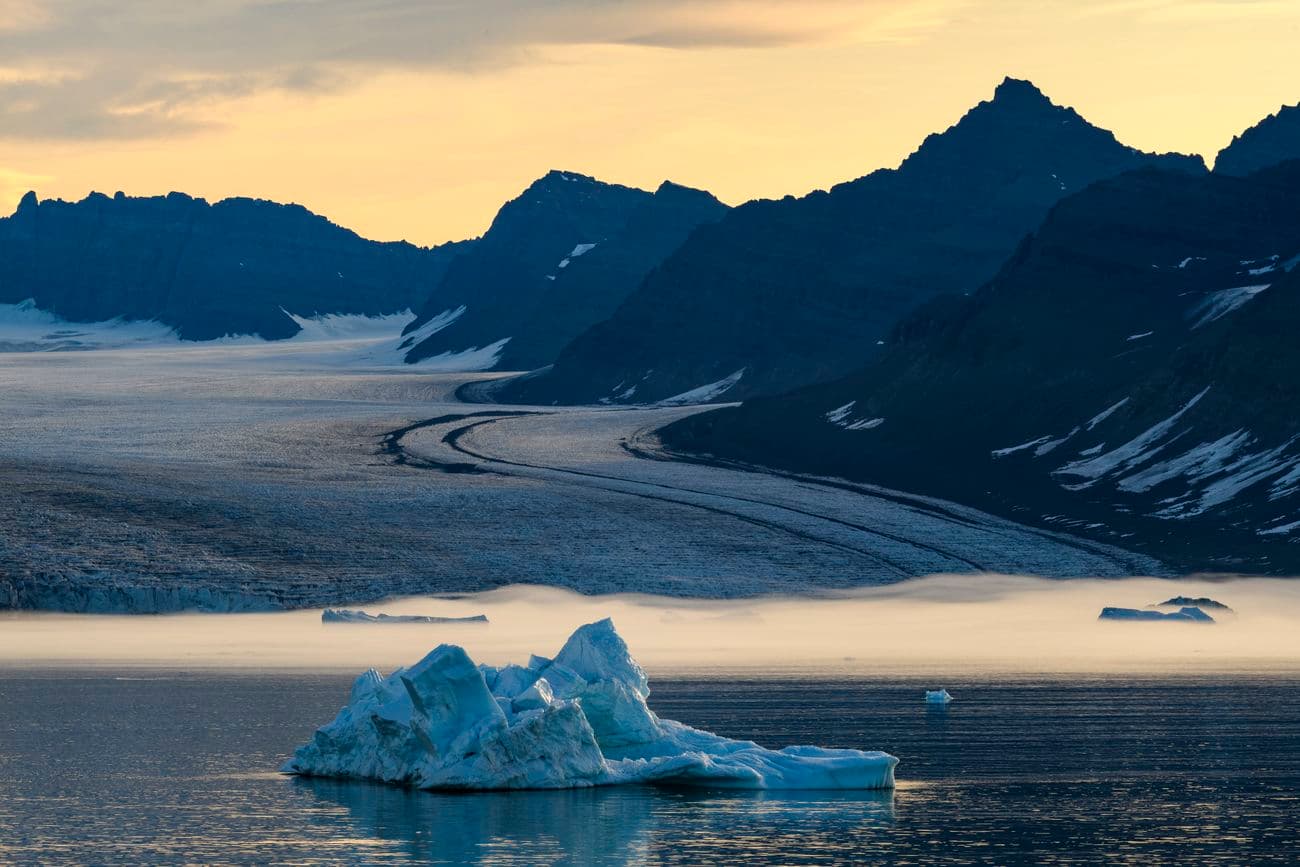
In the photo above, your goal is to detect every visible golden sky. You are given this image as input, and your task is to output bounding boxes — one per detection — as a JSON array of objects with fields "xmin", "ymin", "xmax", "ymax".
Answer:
[{"xmin": 1, "ymin": 0, "xmax": 1297, "ymax": 246}]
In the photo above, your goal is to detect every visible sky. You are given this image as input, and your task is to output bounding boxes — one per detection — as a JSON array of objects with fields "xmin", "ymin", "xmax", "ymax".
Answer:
[{"xmin": 0, "ymin": 1, "xmax": 1297, "ymax": 246}]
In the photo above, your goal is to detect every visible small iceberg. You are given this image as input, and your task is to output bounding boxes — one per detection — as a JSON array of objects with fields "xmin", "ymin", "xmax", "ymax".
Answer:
[
  {"xmin": 1153, "ymin": 596, "xmax": 1233, "ymax": 613},
  {"xmin": 283, "ymin": 618, "xmax": 898, "ymax": 791},
  {"xmin": 925, "ymin": 690, "xmax": 953, "ymax": 704},
  {"xmin": 1098, "ymin": 606, "xmax": 1215, "ymax": 624},
  {"xmin": 322, "ymin": 609, "xmax": 488, "ymax": 625}
]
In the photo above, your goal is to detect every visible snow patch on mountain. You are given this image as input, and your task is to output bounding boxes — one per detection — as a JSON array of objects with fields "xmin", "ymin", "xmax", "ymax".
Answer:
[
  {"xmin": 658, "ymin": 369, "xmax": 745, "ymax": 406},
  {"xmin": 1116, "ymin": 430, "xmax": 1252, "ymax": 494},
  {"xmin": 0, "ymin": 299, "xmax": 181, "ymax": 351},
  {"xmin": 992, "ymin": 436, "xmax": 1053, "ymax": 458},
  {"xmin": 1189, "ymin": 284, "xmax": 1271, "ymax": 329},
  {"xmin": 415, "ymin": 337, "xmax": 512, "ymax": 372},
  {"xmin": 1054, "ymin": 387, "xmax": 1210, "ymax": 487},
  {"xmin": 1086, "ymin": 398, "xmax": 1129, "ymax": 431},
  {"xmin": 826, "ymin": 402, "xmax": 856, "ymax": 424}
]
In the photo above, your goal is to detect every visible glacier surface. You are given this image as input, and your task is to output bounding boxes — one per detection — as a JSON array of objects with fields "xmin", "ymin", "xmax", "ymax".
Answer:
[{"xmin": 283, "ymin": 618, "xmax": 898, "ymax": 791}]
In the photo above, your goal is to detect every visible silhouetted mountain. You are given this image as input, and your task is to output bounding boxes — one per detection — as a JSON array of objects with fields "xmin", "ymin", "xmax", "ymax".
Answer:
[
  {"xmin": 663, "ymin": 161, "xmax": 1300, "ymax": 573},
  {"xmin": 496, "ymin": 78, "xmax": 1205, "ymax": 406},
  {"xmin": 1216, "ymin": 103, "xmax": 1300, "ymax": 176},
  {"xmin": 401, "ymin": 172, "xmax": 727, "ymax": 370},
  {"xmin": 0, "ymin": 191, "xmax": 468, "ymax": 340}
]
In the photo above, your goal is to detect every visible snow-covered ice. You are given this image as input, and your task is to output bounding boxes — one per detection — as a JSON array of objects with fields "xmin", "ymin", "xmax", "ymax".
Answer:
[{"xmin": 283, "ymin": 618, "xmax": 899, "ymax": 790}]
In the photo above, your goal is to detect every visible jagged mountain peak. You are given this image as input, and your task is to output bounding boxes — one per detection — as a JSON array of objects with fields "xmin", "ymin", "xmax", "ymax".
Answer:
[
  {"xmin": 1216, "ymin": 102, "xmax": 1300, "ymax": 176},
  {"xmin": 990, "ymin": 76, "xmax": 1052, "ymax": 105},
  {"xmin": 15, "ymin": 190, "xmax": 38, "ymax": 216}
]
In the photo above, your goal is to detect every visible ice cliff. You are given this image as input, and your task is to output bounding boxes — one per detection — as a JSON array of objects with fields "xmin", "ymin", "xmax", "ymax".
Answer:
[{"xmin": 282, "ymin": 618, "xmax": 898, "ymax": 791}]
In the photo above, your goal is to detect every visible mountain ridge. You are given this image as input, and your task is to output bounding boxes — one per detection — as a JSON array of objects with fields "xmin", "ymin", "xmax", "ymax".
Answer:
[
  {"xmin": 0, "ymin": 190, "xmax": 469, "ymax": 340},
  {"xmin": 493, "ymin": 77, "xmax": 1206, "ymax": 406}
]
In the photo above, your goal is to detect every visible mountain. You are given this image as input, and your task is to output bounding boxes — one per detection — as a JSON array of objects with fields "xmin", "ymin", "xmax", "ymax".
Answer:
[
  {"xmin": 1215, "ymin": 103, "xmax": 1300, "ymax": 176},
  {"xmin": 661, "ymin": 160, "xmax": 1300, "ymax": 573},
  {"xmin": 400, "ymin": 171, "xmax": 727, "ymax": 370},
  {"xmin": 0, "ymin": 191, "xmax": 468, "ymax": 340},
  {"xmin": 495, "ymin": 78, "xmax": 1205, "ymax": 406}
]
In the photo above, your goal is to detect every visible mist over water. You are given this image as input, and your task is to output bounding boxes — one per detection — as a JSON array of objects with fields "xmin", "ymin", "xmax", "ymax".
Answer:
[{"xmin": 4, "ymin": 575, "xmax": 1298, "ymax": 675}]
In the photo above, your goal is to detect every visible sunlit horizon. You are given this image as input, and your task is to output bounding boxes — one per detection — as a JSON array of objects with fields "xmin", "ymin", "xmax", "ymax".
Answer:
[{"xmin": 2, "ymin": 1, "xmax": 1298, "ymax": 245}]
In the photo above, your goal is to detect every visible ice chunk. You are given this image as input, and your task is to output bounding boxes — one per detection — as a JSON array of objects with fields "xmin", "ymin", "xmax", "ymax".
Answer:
[
  {"xmin": 512, "ymin": 678, "xmax": 555, "ymax": 713},
  {"xmin": 322, "ymin": 609, "xmax": 488, "ymax": 625},
  {"xmin": 1098, "ymin": 606, "xmax": 1215, "ymax": 623},
  {"xmin": 491, "ymin": 664, "xmax": 540, "ymax": 698},
  {"xmin": 925, "ymin": 689, "xmax": 953, "ymax": 704},
  {"xmin": 283, "ymin": 619, "xmax": 898, "ymax": 791},
  {"xmin": 1153, "ymin": 596, "xmax": 1233, "ymax": 613}
]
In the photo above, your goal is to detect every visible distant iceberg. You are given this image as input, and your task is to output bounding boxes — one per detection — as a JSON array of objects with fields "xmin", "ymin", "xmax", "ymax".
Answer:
[
  {"xmin": 1099, "ymin": 606, "xmax": 1215, "ymax": 623},
  {"xmin": 925, "ymin": 689, "xmax": 954, "ymax": 704},
  {"xmin": 321, "ymin": 609, "xmax": 488, "ymax": 625},
  {"xmin": 1153, "ymin": 596, "xmax": 1233, "ymax": 613},
  {"xmin": 283, "ymin": 618, "xmax": 898, "ymax": 791}
]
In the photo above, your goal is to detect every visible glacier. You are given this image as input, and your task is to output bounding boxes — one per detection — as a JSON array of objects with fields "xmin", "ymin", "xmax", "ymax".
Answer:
[{"xmin": 282, "ymin": 618, "xmax": 898, "ymax": 791}]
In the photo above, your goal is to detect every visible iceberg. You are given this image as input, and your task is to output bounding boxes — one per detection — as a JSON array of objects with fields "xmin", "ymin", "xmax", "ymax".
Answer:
[
  {"xmin": 925, "ymin": 689, "xmax": 953, "ymax": 704},
  {"xmin": 283, "ymin": 618, "xmax": 898, "ymax": 791},
  {"xmin": 1153, "ymin": 596, "xmax": 1233, "ymax": 613},
  {"xmin": 1098, "ymin": 606, "xmax": 1215, "ymax": 623},
  {"xmin": 321, "ymin": 609, "xmax": 488, "ymax": 625}
]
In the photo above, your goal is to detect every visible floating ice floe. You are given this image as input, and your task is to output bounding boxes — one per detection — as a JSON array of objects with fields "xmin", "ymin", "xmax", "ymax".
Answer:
[
  {"xmin": 283, "ymin": 618, "xmax": 898, "ymax": 791},
  {"xmin": 925, "ymin": 690, "xmax": 953, "ymax": 704},
  {"xmin": 321, "ymin": 609, "xmax": 488, "ymax": 625},
  {"xmin": 1098, "ymin": 606, "xmax": 1215, "ymax": 623}
]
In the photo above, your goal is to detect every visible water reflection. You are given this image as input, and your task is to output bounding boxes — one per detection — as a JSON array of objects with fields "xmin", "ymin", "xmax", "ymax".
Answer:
[{"xmin": 298, "ymin": 778, "xmax": 896, "ymax": 865}]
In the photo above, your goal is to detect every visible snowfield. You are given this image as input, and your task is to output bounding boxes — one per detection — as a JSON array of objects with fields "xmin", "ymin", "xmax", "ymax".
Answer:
[{"xmin": 0, "ymin": 333, "xmax": 1161, "ymax": 612}]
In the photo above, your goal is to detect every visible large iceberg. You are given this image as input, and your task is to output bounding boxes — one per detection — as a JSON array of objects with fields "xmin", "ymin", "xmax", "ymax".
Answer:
[{"xmin": 283, "ymin": 618, "xmax": 897, "ymax": 791}]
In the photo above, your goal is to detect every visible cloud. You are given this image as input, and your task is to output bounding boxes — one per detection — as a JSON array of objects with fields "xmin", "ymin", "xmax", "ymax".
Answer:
[{"xmin": 0, "ymin": 0, "xmax": 956, "ymax": 140}]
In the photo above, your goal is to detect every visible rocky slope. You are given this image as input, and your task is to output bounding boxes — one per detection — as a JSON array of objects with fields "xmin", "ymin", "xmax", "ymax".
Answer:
[
  {"xmin": 497, "ymin": 78, "xmax": 1205, "ymax": 406},
  {"xmin": 662, "ymin": 161, "xmax": 1300, "ymax": 573},
  {"xmin": 401, "ymin": 172, "xmax": 727, "ymax": 371}
]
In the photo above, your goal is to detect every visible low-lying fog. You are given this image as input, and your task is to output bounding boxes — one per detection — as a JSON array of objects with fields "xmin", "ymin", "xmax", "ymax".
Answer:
[{"xmin": 3, "ymin": 575, "xmax": 1297, "ymax": 675}]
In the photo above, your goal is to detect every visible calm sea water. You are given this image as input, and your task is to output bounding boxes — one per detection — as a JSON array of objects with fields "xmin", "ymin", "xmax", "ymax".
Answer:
[{"xmin": 0, "ymin": 670, "xmax": 1297, "ymax": 865}]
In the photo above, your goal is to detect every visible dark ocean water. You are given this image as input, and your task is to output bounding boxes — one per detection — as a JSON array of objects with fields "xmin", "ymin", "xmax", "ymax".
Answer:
[{"xmin": 0, "ymin": 670, "xmax": 1296, "ymax": 865}]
